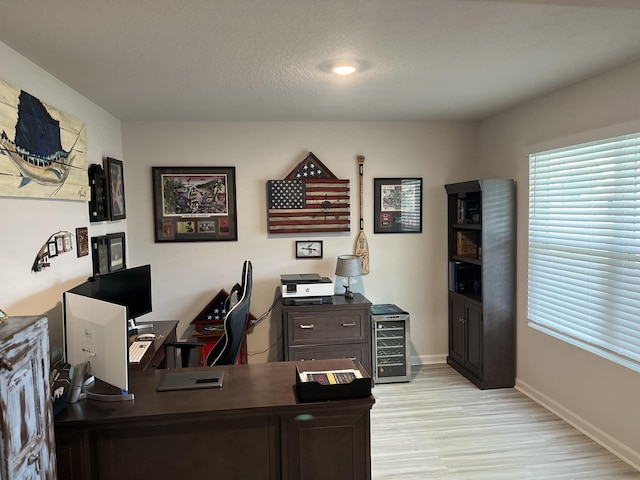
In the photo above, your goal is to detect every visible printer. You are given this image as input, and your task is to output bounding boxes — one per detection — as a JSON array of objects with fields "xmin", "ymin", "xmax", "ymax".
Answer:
[{"xmin": 280, "ymin": 273, "xmax": 334, "ymax": 305}]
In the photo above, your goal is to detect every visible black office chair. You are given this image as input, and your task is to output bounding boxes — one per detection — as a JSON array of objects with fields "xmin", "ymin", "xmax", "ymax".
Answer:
[{"xmin": 166, "ymin": 260, "xmax": 253, "ymax": 367}]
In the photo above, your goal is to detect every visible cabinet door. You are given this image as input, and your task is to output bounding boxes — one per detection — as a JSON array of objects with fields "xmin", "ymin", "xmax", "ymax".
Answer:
[
  {"xmin": 449, "ymin": 295, "xmax": 465, "ymax": 365},
  {"xmin": 0, "ymin": 317, "xmax": 56, "ymax": 479},
  {"xmin": 465, "ymin": 302, "xmax": 483, "ymax": 378},
  {"xmin": 282, "ymin": 410, "xmax": 371, "ymax": 480}
]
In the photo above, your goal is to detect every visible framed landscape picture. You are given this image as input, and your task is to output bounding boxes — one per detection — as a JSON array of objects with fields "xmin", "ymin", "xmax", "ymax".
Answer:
[
  {"xmin": 152, "ymin": 166, "xmax": 238, "ymax": 242},
  {"xmin": 373, "ymin": 178, "xmax": 423, "ymax": 234}
]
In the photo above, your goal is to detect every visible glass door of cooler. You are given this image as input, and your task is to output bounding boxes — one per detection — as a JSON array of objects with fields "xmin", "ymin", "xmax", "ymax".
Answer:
[{"xmin": 373, "ymin": 316, "xmax": 410, "ymax": 383}]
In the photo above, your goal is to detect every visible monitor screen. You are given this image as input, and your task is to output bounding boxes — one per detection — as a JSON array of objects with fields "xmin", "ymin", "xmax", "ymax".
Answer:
[
  {"xmin": 69, "ymin": 264, "xmax": 152, "ymax": 321},
  {"xmin": 64, "ymin": 292, "xmax": 129, "ymax": 392}
]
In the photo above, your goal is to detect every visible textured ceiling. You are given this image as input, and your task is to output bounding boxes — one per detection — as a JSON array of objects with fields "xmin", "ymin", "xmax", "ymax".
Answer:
[{"xmin": 1, "ymin": 0, "xmax": 640, "ymax": 121}]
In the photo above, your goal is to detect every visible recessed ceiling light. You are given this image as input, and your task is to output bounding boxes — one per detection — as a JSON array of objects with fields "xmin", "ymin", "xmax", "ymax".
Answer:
[
  {"xmin": 318, "ymin": 59, "xmax": 370, "ymax": 75},
  {"xmin": 331, "ymin": 63, "xmax": 357, "ymax": 75}
]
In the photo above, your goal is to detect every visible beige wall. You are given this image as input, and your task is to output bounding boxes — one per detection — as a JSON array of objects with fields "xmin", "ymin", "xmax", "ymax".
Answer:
[
  {"xmin": 479, "ymin": 59, "xmax": 640, "ymax": 468},
  {"xmin": 121, "ymin": 121, "xmax": 479, "ymax": 364},
  {"xmin": 0, "ymin": 41, "xmax": 124, "ymax": 332}
]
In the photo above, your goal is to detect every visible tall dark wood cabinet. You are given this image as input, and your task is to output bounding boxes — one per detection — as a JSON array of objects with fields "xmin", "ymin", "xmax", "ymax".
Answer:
[
  {"xmin": 0, "ymin": 315, "xmax": 57, "ymax": 479},
  {"xmin": 445, "ymin": 179, "xmax": 515, "ymax": 389}
]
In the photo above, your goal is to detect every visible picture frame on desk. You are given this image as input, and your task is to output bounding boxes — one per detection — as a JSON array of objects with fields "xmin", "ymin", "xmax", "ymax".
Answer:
[
  {"xmin": 152, "ymin": 166, "xmax": 238, "ymax": 243},
  {"xmin": 373, "ymin": 177, "xmax": 423, "ymax": 234}
]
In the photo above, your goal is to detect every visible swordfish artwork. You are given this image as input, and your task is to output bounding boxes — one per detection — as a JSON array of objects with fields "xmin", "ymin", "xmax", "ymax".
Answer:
[{"xmin": 0, "ymin": 79, "xmax": 88, "ymax": 200}]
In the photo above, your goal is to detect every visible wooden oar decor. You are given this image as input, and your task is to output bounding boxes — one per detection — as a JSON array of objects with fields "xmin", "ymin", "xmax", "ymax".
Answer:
[{"xmin": 355, "ymin": 155, "xmax": 370, "ymax": 274}]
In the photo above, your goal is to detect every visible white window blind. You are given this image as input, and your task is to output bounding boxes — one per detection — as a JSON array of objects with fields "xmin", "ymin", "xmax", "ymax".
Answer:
[{"xmin": 528, "ymin": 132, "xmax": 640, "ymax": 372}]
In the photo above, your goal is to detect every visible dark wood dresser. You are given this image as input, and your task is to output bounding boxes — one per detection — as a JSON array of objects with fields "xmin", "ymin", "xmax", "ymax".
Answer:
[{"xmin": 282, "ymin": 294, "xmax": 372, "ymax": 375}]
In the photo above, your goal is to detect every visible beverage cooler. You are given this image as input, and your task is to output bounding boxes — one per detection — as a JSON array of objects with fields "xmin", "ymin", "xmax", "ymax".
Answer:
[{"xmin": 370, "ymin": 304, "xmax": 411, "ymax": 383}]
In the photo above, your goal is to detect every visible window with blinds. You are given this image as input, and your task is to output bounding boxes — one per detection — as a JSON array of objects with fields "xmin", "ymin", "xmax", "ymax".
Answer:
[{"xmin": 528, "ymin": 132, "xmax": 640, "ymax": 372}]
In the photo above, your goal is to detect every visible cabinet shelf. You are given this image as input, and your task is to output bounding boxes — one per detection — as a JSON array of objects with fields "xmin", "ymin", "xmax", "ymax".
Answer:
[
  {"xmin": 452, "ymin": 223, "xmax": 481, "ymax": 230},
  {"xmin": 451, "ymin": 255, "xmax": 481, "ymax": 265}
]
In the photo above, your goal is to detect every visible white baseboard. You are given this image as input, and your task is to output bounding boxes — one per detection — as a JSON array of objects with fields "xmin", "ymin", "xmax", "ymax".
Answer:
[
  {"xmin": 516, "ymin": 378, "xmax": 640, "ymax": 472},
  {"xmin": 412, "ymin": 354, "xmax": 447, "ymax": 365}
]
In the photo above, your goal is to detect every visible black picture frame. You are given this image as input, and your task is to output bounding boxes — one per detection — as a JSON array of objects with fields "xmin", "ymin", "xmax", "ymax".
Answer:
[
  {"xmin": 295, "ymin": 240, "xmax": 323, "ymax": 259},
  {"xmin": 152, "ymin": 166, "xmax": 238, "ymax": 242},
  {"xmin": 88, "ymin": 164, "xmax": 109, "ymax": 222},
  {"xmin": 373, "ymin": 178, "xmax": 423, "ymax": 234},
  {"xmin": 106, "ymin": 157, "xmax": 126, "ymax": 221},
  {"xmin": 47, "ymin": 240, "xmax": 58, "ymax": 258},
  {"xmin": 91, "ymin": 235, "xmax": 109, "ymax": 275},
  {"xmin": 107, "ymin": 232, "xmax": 126, "ymax": 272},
  {"xmin": 76, "ymin": 227, "xmax": 89, "ymax": 257}
]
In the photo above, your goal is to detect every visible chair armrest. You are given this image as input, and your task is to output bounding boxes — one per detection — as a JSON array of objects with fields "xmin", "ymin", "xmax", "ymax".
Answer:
[{"xmin": 165, "ymin": 342, "xmax": 205, "ymax": 367}]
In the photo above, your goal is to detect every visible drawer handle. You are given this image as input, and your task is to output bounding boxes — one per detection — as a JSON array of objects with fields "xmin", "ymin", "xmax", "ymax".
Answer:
[
  {"xmin": 342, "ymin": 322, "xmax": 356, "ymax": 327},
  {"xmin": 299, "ymin": 324, "xmax": 314, "ymax": 329}
]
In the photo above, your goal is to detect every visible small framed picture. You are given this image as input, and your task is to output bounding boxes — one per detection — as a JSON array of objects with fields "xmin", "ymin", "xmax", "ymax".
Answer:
[
  {"xmin": 107, "ymin": 232, "xmax": 126, "ymax": 272},
  {"xmin": 55, "ymin": 235, "xmax": 65, "ymax": 253},
  {"xmin": 76, "ymin": 227, "xmax": 89, "ymax": 257},
  {"xmin": 296, "ymin": 240, "xmax": 323, "ymax": 259},
  {"xmin": 47, "ymin": 241, "xmax": 58, "ymax": 258},
  {"xmin": 106, "ymin": 157, "xmax": 126, "ymax": 221}
]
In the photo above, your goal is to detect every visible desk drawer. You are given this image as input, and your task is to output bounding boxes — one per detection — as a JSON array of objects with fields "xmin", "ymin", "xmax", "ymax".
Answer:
[{"xmin": 286, "ymin": 312, "xmax": 366, "ymax": 345}]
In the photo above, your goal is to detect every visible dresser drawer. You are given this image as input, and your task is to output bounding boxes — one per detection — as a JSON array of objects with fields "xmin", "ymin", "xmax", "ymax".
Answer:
[
  {"xmin": 288, "ymin": 343, "xmax": 371, "ymax": 370},
  {"xmin": 286, "ymin": 311, "xmax": 367, "ymax": 345}
]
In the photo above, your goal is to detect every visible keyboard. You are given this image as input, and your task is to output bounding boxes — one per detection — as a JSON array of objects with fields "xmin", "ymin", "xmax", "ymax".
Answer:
[{"xmin": 129, "ymin": 340, "xmax": 152, "ymax": 364}]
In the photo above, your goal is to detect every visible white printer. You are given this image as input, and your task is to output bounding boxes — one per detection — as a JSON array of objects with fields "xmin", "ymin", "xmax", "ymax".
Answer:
[{"xmin": 280, "ymin": 273, "xmax": 334, "ymax": 304}]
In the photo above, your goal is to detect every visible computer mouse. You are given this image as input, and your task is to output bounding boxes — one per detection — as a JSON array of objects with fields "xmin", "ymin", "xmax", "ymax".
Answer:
[{"xmin": 136, "ymin": 333, "xmax": 156, "ymax": 341}]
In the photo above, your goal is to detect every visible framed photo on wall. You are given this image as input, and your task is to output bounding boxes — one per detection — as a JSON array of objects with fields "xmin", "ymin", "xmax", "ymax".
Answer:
[
  {"xmin": 295, "ymin": 240, "xmax": 323, "ymax": 259},
  {"xmin": 373, "ymin": 178, "xmax": 423, "ymax": 234},
  {"xmin": 107, "ymin": 232, "xmax": 126, "ymax": 272},
  {"xmin": 91, "ymin": 235, "xmax": 109, "ymax": 275},
  {"xmin": 152, "ymin": 166, "xmax": 238, "ymax": 242},
  {"xmin": 106, "ymin": 157, "xmax": 126, "ymax": 221}
]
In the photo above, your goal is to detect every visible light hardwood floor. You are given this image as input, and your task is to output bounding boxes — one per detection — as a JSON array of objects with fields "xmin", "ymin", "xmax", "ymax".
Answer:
[{"xmin": 370, "ymin": 364, "xmax": 640, "ymax": 479}]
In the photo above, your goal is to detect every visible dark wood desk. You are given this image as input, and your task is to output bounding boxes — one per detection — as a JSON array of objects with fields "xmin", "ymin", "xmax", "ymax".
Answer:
[
  {"xmin": 54, "ymin": 359, "xmax": 374, "ymax": 480},
  {"xmin": 129, "ymin": 320, "xmax": 178, "ymax": 370}
]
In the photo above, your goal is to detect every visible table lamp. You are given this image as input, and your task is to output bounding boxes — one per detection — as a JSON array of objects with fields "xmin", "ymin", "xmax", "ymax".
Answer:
[{"xmin": 335, "ymin": 254, "xmax": 363, "ymax": 298}]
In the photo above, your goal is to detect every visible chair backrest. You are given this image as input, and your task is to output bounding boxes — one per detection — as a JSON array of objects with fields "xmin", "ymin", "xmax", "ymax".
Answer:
[{"xmin": 206, "ymin": 260, "xmax": 252, "ymax": 366}]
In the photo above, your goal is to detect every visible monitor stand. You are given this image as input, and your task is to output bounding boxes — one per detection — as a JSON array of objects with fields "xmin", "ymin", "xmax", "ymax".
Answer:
[
  {"xmin": 128, "ymin": 318, "xmax": 154, "ymax": 335},
  {"xmin": 68, "ymin": 361, "xmax": 135, "ymax": 403}
]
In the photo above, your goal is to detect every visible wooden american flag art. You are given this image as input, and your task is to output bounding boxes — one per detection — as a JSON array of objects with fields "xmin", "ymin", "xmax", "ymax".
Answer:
[{"xmin": 267, "ymin": 152, "xmax": 350, "ymax": 234}]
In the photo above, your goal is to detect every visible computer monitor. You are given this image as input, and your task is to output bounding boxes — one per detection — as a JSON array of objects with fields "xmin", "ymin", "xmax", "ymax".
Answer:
[
  {"xmin": 64, "ymin": 292, "xmax": 133, "ymax": 401},
  {"xmin": 68, "ymin": 264, "xmax": 152, "ymax": 322}
]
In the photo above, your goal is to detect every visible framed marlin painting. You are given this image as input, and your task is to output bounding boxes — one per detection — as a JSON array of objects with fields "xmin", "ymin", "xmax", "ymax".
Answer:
[{"xmin": 0, "ymin": 79, "xmax": 89, "ymax": 201}]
